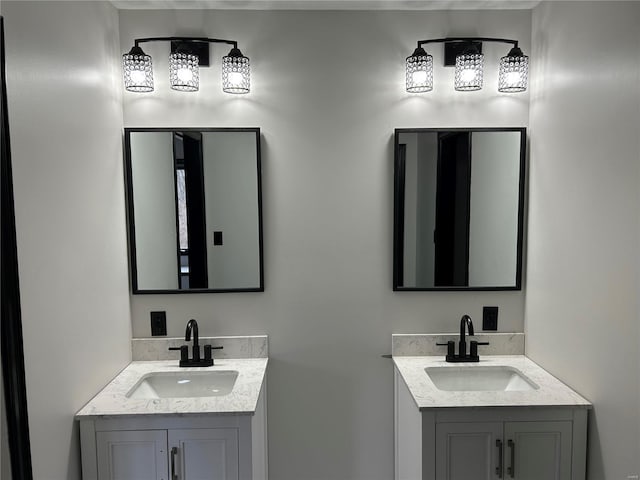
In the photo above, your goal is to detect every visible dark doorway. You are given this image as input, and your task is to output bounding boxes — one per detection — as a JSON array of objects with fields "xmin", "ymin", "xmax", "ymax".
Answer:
[{"xmin": 434, "ymin": 132, "xmax": 472, "ymax": 287}]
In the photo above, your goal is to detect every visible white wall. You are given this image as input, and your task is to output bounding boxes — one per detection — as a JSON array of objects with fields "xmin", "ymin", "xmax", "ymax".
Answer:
[
  {"xmin": 3, "ymin": 2, "xmax": 131, "ymax": 479},
  {"xmin": 526, "ymin": 2, "xmax": 640, "ymax": 479},
  {"xmin": 121, "ymin": 9, "xmax": 530, "ymax": 479},
  {"xmin": 130, "ymin": 131, "xmax": 179, "ymax": 289}
]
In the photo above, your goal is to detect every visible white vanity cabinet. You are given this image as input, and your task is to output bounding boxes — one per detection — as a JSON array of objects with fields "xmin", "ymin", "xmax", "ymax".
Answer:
[{"xmin": 435, "ymin": 420, "xmax": 573, "ymax": 480}]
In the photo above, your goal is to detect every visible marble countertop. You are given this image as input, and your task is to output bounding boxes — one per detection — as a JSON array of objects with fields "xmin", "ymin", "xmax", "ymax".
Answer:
[
  {"xmin": 393, "ymin": 355, "xmax": 591, "ymax": 410},
  {"xmin": 75, "ymin": 358, "xmax": 268, "ymax": 419}
]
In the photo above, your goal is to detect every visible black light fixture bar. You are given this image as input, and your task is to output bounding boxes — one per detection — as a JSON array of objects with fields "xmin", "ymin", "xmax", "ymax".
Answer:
[
  {"xmin": 133, "ymin": 37, "xmax": 239, "ymax": 66},
  {"xmin": 417, "ymin": 37, "xmax": 519, "ymax": 47},
  {"xmin": 416, "ymin": 37, "xmax": 518, "ymax": 66},
  {"xmin": 134, "ymin": 36, "xmax": 238, "ymax": 47}
]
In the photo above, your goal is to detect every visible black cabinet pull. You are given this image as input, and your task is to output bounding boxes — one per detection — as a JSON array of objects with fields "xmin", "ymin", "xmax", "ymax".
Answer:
[
  {"xmin": 507, "ymin": 439, "xmax": 515, "ymax": 478},
  {"xmin": 171, "ymin": 446, "xmax": 178, "ymax": 480},
  {"xmin": 496, "ymin": 439, "xmax": 503, "ymax": 478}
]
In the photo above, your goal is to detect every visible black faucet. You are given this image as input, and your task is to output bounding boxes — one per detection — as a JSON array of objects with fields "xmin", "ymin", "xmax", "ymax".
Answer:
[
  {"xmin": 185, "ymin": 319, "xmax": 201, "ymax": 361},
  {"xmin": 459, "ymin": 314, "xmax": 474, "ymax": 358},
  {"xmin": 169, "ymin": 319, "xmax": 223, "ymax": 367},
  {"xmin": 437, "ymin": 315, "xmax": 489, "ymax": 363}
]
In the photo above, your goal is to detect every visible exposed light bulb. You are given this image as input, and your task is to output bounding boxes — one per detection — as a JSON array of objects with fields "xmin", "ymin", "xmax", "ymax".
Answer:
[
  {"xmin": 460, "ymin": 68, "xmax": 477, "ymax": 83},
  {"xmin": 177, "ymin": 68, "xmax": 193, "ymax": 83},
  {"xmin": 227, "ymin": 71, "xmax": 244, "ymax": 86},
  {"xmin": 505, "ymin": 71, "xmax": 522, "ymax": 85},
  {"xmin": 412, "ymin": 70, "xmax": 428, "ymax": 85},
  {"xmin": 129, "ymin": 69, "xmax": 147, "ymax": 85}
]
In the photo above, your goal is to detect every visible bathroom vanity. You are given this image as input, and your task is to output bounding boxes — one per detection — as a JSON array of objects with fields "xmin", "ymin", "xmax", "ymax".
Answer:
[
  {"xmin": 393, "ymin": 335, "xmax": 591, "ymax": 480},
  {"xmin": 76, "ymin": 336, "xmax": 268, "ymax": 480}
]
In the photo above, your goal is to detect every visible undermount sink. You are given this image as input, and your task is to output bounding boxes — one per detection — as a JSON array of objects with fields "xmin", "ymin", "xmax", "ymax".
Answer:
[
  {"xmin": 425, "ymin": 366, "xmax": 539, "ymax": 392},
  {"xmin": 126, "ymin": 370, "xmax": 239, "ymax": 399}
]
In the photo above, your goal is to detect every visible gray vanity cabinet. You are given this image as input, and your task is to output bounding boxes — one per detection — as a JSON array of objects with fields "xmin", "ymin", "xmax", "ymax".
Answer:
[
  {"xmin": 96, "ymin": 430, "xmax": 168, "ymax": 479},
  {"xmin": 504, "ymin": 421, "xmax": 572, "ymax": 479},
  {"xmin": 434, "ymin": 422, "xmax": 501, "ymax": 480},
  {"xmin": 394, "ymin": 368, "xmax": 588, "ymax": 480},
  {"xmin": 435, "ymin": 420, "xmax": 572, "ymax": 480}
]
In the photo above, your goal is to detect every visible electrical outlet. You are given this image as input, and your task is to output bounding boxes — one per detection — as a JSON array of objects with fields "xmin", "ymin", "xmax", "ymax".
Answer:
[
  {"xmin": 150, "ymin": 311, "xmax": 167, "ymax": 336},
  {"xmin": 482, "ymin": 306, "xmax": 498, "ymax": 330}
]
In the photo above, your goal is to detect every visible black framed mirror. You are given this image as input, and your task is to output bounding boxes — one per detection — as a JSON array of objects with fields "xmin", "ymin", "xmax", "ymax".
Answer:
[
  {"xmin": 393, "ymin": 128, "xmax": 526, "ymax": 291},
  {"xmin": 124, "ymin": 128, "xmax": 263, "ymax": 294}
]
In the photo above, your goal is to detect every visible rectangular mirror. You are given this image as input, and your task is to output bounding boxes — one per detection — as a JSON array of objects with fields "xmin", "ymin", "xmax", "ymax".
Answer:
[
  {"xmin": 124, "ymin": 128, "xmax": 263, "ymax": 293},
  {"xmin": 393, "ymin": 128, "xmax": 526, "ymax": 291}
]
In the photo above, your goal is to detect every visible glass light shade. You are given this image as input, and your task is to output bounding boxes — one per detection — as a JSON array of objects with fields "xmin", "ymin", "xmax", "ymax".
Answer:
[
  {"xmin": 454, "ymin": 53, "xmax": 484, "ymax": 91},
  {"xmin": 123, "ymin": 46, "xmax": 153, "ymax": 93},
  {"xmin": 498, "ymin": 49, "xmax": 529, "ymax": 92},
  {"xmin": 406, "ymin": 47, "xmax": 433, "ymax": 93},
  {"xmin": 222, "ymin": 48, "xmax": 250, "ymax": 94},
  {"xmin": 170, "ymin": 52, "xmax": 199, "ymax": 92}
]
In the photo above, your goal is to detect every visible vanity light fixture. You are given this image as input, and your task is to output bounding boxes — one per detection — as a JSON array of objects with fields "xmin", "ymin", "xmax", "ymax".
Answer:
[
  {"xmin": 405, "ymin": 37, "xmax": 528, "ymax": 93},
  {"xmin": 123, "ymin": 36, "xmax": 250, "ymax": 94}
]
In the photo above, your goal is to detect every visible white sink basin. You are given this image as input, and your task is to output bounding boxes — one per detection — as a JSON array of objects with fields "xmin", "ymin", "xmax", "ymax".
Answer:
[
  {"xmin": 425, "ymin": 366, "xmax": 539, "ymax": 392},
  {"xmin": 126, "ymin": 371, "xmax": 239, "ymax": 399}
]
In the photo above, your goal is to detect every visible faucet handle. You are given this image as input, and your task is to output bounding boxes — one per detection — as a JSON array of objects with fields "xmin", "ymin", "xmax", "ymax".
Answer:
[
  {"xmin": 469, "ymin": 341, "xmax": 490, "ymax": 358},
  {"xmin": 437, "ymin": 341, "xmax": 456, "ymax": 358},
  {"xmin": 203, "ymin": 345, "xmax": 223, "ymax": 365},
  {"xmin": 169, "ymin": 346, "xmax": 188, "ymax": 362}
]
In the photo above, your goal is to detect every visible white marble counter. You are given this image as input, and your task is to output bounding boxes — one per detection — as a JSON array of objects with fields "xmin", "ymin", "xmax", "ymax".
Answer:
[
  {"xmin": 393, "ymin": 355, "xmax": 591, "ymax": 410},
  {"xmin": 75, "ymin": 358, "xmax": 268, "ymax": 419}
]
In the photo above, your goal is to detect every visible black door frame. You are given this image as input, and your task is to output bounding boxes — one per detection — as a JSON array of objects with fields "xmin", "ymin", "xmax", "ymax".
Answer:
[{"xmin": 1, "ymin": 16, "xmax": 35, "ymax": 479}]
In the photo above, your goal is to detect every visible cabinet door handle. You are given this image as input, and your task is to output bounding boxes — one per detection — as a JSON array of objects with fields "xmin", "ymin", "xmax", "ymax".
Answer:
[
  {"xmin": 496, "ymin": 439, "xmax": 503, "ymax": 478},
  {"xmin": 171, "ymin": 446, "xmax": 178, "ymax": 480},
  {"xmin": 507, "ymin": 439, "xmax": 515, "ymax": 478}
]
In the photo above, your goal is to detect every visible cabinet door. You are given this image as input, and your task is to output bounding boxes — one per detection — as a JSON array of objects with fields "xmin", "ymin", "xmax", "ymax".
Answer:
[
  {"xmin": 96, "ymin": 430, "xmax": 168, "ymax": 480},
  {"xmin": 504, "ymin": 421, "xmax": 572, "ymax": 480},
  {"xmin": 435, "ymin": 422, "xmax": 503, "ymax": 480},
  {"xmin": 169, "ymin": 428, "xmax": 239, "ymax": 480}
]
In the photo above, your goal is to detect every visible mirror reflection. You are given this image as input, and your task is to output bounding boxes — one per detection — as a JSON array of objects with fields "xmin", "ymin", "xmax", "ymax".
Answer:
[
  {"xmin": 393, "ymin": 128, "xmax": 525, "ymax": 290},
  {"xmin": 125, "ymin": 128, "xmax": 263, "ymax": 293}
]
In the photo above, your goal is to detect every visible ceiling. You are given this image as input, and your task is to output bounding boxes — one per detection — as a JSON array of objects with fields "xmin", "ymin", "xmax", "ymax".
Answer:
[{"xmin": 110, "ymin": 0, "xmax": 539, "ymax": 10}]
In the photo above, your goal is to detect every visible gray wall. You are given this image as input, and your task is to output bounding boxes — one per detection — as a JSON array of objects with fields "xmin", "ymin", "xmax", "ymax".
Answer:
[
  {"xmin": 3, "ymin": 2, "xmax": 132, "ymax": 479},
  {"xmin": 526, "ymin": 2, "xmax": 640, "ymax": 479},
  {"xmin": 469, "ymin": 131, "xmax": 520, "ymax": 286},
  {"xmin": 121, "ymin": 9, "xmax": 530, "ymax": 480},
  {"xmin": 130, "ymin": 132, "xmax": 179, "ymax": 289},
  {"xmin": 415, "ymin": 133, "xmax": 438, "ymax": 286},
  {"xmin": 401, "ymin": 132, "xmax": 418, "ymax": 284},
  {"xmin": 202, "ymin": 132, "xmax": 261, "ymax": 288}
]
